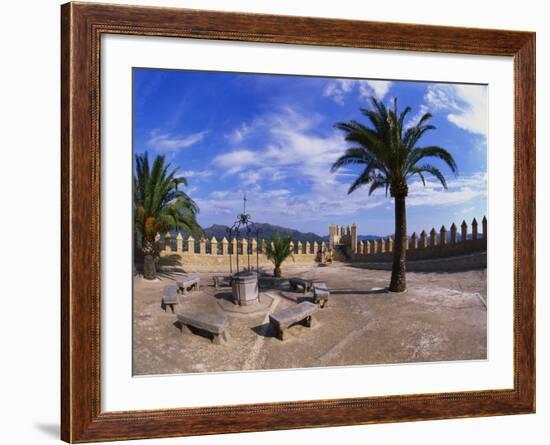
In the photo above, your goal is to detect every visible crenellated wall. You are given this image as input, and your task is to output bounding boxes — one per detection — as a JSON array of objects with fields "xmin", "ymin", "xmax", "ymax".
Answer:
[
  {"xmin": 352, "ymin": 217, "xmax": 487, "ymax": 263},
  {"xmin": 156, "ymin": 234, "xmax": 323, "ymax": 271},
  {"xmin": 154, "ymin": 217, "xmax": 487, "ymax": 271}
]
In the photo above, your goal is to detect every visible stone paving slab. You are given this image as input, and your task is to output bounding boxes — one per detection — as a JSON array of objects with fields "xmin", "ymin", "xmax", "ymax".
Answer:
[{"xmin": 133, "ymin": 264, "xmax": 487, "ymax": 375}]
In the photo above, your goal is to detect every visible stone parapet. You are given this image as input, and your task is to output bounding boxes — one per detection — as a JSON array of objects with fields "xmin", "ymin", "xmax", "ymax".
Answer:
[{"xmin": 351, "ymin": 217, "xmax": 487, "ymax": 263}]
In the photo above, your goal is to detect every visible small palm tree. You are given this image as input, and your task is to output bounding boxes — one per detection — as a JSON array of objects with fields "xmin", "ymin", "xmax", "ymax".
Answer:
[
  {"xmin": 264, "ymin": 233, "xmax": 295, "ymax": 277},
  {"xmin": 331, "ymin": 97, "xmax": 457, "ymax": 292},
  {"xmin": 134, "ymin": 152, "xmax": 203, "ymax": 279}
]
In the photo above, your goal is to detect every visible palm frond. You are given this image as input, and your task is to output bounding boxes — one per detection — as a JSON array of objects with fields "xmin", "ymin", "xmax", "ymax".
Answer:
[
  {"xmin": 409, "ymin": 164, "xmax": 449, "ymax": 189},
  {"xmin": 407, "ymin": 146, "xmax": 458, "ymax": 175},
  {"xmin": 332, "ymin": 95, "xmax": 457, "ymax": 200},
  {"xmin": 133, "ymin": 151, "xmax": 202, "ymax": 252},
  {"xmin": 264, "ymin": 233, "xmax": 294, "ymax": 268}
]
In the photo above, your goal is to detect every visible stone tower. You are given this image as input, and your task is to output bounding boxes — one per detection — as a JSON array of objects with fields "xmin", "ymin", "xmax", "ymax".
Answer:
[
  {"xmin": 329, "ymin": 223, "xmax": 359, "ymax": 255},
  {"xmin": 350, "ymin": 223, "xmax": 358, "ymax": 254},
  {"xmin": 329, "ymin": 224, "xmax": 338, "ymax": 251}
]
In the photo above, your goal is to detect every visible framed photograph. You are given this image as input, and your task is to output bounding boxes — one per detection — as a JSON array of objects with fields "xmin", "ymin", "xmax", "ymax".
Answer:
[{"xmin": 61, "ymin": 2, "xmax": 535, "ymax": 442}]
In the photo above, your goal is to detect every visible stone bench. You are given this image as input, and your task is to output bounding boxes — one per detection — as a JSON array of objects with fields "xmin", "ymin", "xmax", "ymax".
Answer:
[
  {"xmin": 175, "ymin": 275, "xmax": 200, "ymax": 294},
  {"xmin": 213, "ymin": 275, "xmax": 232, "ymax": 289},
  {"xmin": 289, "ymin": 277, "xmax": 324, "ymax": 294},
  {"xmin": 161, "ymin": 285, "xmax": 178, "ymax": 312},
  {"xmin": 269, "ymin": 302, "xmax": 318, "ymax": 341},
  {"xmin": 289, "ymin": 277, "xmax": 312, "ymax": 293},
  {"xmin": 312, "ymin": 282, "xmax": 329, "ymax": 308},
  {"xmin": 176, "ymin": 310, "xmax": 229, "ymax": 344}
]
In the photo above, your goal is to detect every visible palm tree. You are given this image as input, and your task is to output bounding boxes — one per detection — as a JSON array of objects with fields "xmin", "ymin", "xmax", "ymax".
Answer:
[
  {"xmin": 331, "ymin": 97, "xmax": 457, "ymax": 292},
  {"xmin": 134, "ymin": 152, "xmax": 203, "ymax": 279},
  {"xmin": 264, "ymin": 233, "xmax": 295, "ymax": 277}
]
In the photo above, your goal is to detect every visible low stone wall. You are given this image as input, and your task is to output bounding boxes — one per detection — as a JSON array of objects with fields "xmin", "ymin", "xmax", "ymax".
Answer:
[
  {"xmin": 338, "ymin": 216, "xmax": 488, "ymax": 265},
  {"xmin": 354, "ymin": 238, "xmax": 486, "ymax": 262},
  {"xmin": 353, "ymin": 252, "xmax": 487, "ymax": 272},
  {"xmin": 159, "ymin": 251, "xmax": 317, "ymax": 273},
  {"xmin": 153, "ymin": 217, "xmax": 488, "ymax": 273},
  {"xmin": 156, "ymin": 233, "xmax": 322, "ymax": 273}
]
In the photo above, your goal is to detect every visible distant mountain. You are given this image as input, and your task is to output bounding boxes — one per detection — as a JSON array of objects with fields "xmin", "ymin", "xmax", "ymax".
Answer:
[
  {"xmin": 203, "ymin": 223, "xmax": 324, "ymax": 243},
  {"xmin": 202, "ymin": 223, "xmax": 383, "ymax": 243},
  {"xmin": 358, "ymin": 235, "xmax": 384, "ymax": 241}
]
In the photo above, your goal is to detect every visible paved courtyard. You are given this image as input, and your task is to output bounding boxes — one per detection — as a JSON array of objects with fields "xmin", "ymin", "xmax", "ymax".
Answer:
[{"xmin": 133, "ymin": 263, "xmax": 487, "ymax": 375}]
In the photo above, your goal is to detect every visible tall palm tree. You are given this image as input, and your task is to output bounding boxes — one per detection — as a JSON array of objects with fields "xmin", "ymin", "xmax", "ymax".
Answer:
[
  {"xmin": 134, "ymin": 152, "xmax": 203, "ymax": 279},
  {"xmin": 331, "ymin": 97, "xmax": 457, "ymax": 292},
  {"xmin": 264, "ymin": 233, "xmax": 295, "ymax": 277}
]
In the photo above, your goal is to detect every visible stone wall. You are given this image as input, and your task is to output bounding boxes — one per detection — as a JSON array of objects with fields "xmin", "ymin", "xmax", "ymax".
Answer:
[
  {"xmin": 155, "ymin": 216, "xmax": 487, "ymax": 272},
  {"xmin": 333, "ymin": 217, "xmax": 487, "ymax": 263},
  {"xmin": 157, "ymin": 235, "xmax": 321, "ymax": 272}
]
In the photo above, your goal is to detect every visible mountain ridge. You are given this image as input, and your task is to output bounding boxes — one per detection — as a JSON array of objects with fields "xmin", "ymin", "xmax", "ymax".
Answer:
[{"xmin": 202, "ymin": 222, "xmax": 383, "ymax": 242}]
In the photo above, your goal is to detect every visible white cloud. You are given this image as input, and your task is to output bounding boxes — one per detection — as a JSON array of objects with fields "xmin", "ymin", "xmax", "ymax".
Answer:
[
  {"xmin": 323, "ymin": 79, "xmax": 392, "ymax": 105},
  {"xmin": 323, "ymin": 79, "xmax": 354, "ymax": 105},
  {"xmin": 214, "ymin": 149, "xmax": 262, "ymax": 174},
  {"xmin": 266, "ymin": 189, "xmax": 291, "ymax": 197},
  {"xmin": 147, "ymin": 129, "xmax": 208, "ymax": 152},
  {"xmin": 225, "ymin": 123, "xmax": 253, "ymax": 144},
  {"xmin": 407, "ymin": 172, "xmax": 487, "ymax": 207},
  {"xmin": 199, "ymin": 107, "xmax": 396, "ymax": 225},
  {"xmin": 214, "ymin": 108, "xmax": 344, "ymax": 183},
  {"xmin": 239, "ymin": 170, "xmax": 261, "ymax": 186},
  {"xmin": 180, "ymin": 169, "xmax": 214, "ymax": 180},
  {"xmin": 358, "ymin": 80, "xmax": 392, "ymax": 100},
  {"xmin": 421, "ymin": 84, "xmax": 487, "ymax": 135}
]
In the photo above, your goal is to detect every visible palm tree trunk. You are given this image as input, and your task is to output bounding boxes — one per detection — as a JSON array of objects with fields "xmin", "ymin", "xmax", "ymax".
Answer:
[
  {"xmin": 142, "ymin": 237, "xmax": 157, "ymax": 280},
  {"xmin": 273, "ymin": 266, "xmax": 281, "ymax": 277},
  {"xmin": 390, "ymin": 194, "xmax": 407, "ymax": 292}
]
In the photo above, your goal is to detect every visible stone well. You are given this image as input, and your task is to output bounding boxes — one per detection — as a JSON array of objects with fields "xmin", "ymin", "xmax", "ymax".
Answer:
[{"xmin": 231, "ymin": 271, "xmax": 259, "ymax": 306}]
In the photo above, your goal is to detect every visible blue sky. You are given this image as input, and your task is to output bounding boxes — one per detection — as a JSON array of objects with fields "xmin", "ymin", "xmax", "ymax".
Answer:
[{"xmin": 133, "ymin": 68, "xmax": 487, "ymax": 236}]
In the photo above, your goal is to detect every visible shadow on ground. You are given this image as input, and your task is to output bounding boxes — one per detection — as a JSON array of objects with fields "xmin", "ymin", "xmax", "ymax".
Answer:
[
  {"xmin": 251, "ymin": 322, "xmax": 275, "ymax": 338},
  {"xmin": 331, "ymin": 287, "xmax": 389, "ymax": 296}
]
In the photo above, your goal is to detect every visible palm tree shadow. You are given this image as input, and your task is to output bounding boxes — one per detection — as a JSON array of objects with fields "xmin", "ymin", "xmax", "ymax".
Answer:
[
  {"xmin": 132, "ymin": 256, "xmax": 189, "ymax": 281},
  {"xmin": 156, "ymin": 255, "xmax": 189, "ymax": 278},
  {"xmin": 155, "ymin": 256, "xmax": 191, "ymax": 280},
  {"xmin": 158, "ymin": 254, "xmax": 183, "ymax": 268}
]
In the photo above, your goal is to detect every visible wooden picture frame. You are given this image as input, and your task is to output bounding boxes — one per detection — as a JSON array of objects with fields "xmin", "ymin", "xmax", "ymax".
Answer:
[{"xmin": 61, "ymin": 2, "xmax": 535, "ymax": 442}]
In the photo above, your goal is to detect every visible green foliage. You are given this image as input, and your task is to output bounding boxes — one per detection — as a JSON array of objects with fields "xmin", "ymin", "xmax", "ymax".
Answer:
[
  {"xmin": 331, "ymin": 97, "xmax": 458, "ymax": 196},
  {"xmin": 264, "ymin": 233, "xmax": 295, "ymax": 268},
  {"xmin": 133, "ymin": 152, "xmax": 203, "ymax": 253}
]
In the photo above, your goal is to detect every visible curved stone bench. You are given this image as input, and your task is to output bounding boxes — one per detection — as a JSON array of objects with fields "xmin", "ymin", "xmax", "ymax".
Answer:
[
  {"xmin": 269, "ymin": 302, "xmax": 318, "ymax": 341},
  {"xmin": 176, "ymin": 310, "xmax": 229, "ymax": 344}
]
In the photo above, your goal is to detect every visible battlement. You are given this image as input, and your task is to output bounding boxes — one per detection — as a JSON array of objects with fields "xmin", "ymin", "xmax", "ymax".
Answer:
[{"xmin": 331, "ymin": 217, "xmax": 487, "ymax": 263}]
